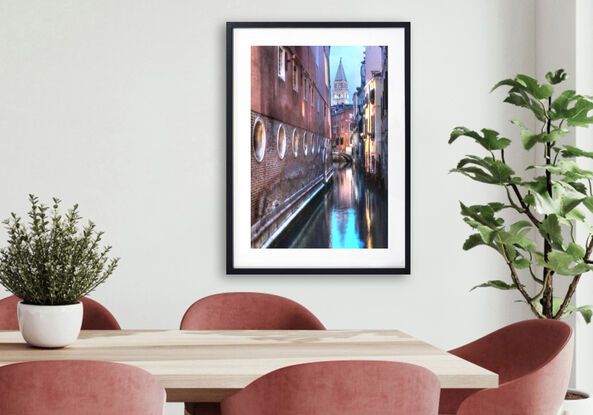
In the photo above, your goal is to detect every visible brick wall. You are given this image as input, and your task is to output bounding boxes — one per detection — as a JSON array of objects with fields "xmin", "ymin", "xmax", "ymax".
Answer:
[{"xmin": 250, "ymin": 46, "xmax": 333, "ymax": 247}]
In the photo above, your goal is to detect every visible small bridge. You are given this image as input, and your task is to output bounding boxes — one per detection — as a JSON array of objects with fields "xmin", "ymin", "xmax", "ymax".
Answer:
[{"xmin": 332, "ymin": 152, "xmax": 353, "ymax": 163}]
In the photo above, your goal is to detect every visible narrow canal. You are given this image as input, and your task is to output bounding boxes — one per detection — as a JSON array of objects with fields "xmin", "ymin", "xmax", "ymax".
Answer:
[{"xmin": 271, "ymin": 163, "xmax": 388, "ymax": 248}]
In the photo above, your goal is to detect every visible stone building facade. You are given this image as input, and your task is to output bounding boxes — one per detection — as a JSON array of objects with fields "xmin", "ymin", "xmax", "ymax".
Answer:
[
  {"xmin": 331, "ymin": 104, "xmax": 354, "ymax": 153},
  {"xmin": 251, "ymin": 46, "xmax": 332, "ymax": 248},
  {"xmin": 351, "ymin": 46, "xmax": 388, "ymax": 186}
]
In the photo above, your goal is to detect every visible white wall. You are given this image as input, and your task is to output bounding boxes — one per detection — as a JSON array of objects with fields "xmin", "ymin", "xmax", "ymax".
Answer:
[{"xmin": 0, "ymin": 0, "xmax": 538, "ymax": 412}]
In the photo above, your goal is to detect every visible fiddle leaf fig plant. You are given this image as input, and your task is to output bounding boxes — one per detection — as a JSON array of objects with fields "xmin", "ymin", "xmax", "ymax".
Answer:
[
  {"xmin": 451, "ymin": 69, "xmax": 593, "ymax": 322},
  {"xmin": 0, "ymin": 195, "xmax": 119, "ymax": 305}
]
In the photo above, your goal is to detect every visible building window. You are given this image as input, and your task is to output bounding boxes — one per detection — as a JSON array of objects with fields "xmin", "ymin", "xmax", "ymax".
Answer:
[
  {"xmin": 292, "ymin": 63, "xmax": 299, "ymax": 92},
  {"xmin": 311, "ymin": 134, "xmax": 316, "ymax": 154},
  {"xmin": 303, "ymin": 77, "xmax": 308, "ymax": 101},
  {"xmin": 292, "ymin": 129, "xmax": 299, "ymax": 158},
  {"xmin": 303, "ymin": 132, "xmax": 309, "ymax": 156},
  {"xmin": 324, "ymin": 54, "xmax": 329, "ymax": 87},
  {"xmin": 277, "ymin": 124, "xmax": 286, "ymax": 159},
  {"xmin": 253, "ymin": 118, "xmax": 266, "ymax": 162},
  {"xmin": 278, "ymin": 47, "xmax": 286, "ymax": 80}
]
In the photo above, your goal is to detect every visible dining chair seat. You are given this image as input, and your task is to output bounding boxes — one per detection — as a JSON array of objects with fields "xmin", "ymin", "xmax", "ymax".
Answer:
[
  {"xmin": 180, "ymin": 292, "xmax": 325, "ymax": 415},
  {"xmin": 220, "ymin": 360, "xmax": 440, "ymax": 415},
  {"xmin": 0, "ymin": 360, "xmax": 165, "ymax": 414},
  {"xmin": 438, "ymin": 319, "xmax": 573, "ymax": 415},
  {"xmin": 0, "ymin": 295, "xmax": 121, "ymax": 330}
]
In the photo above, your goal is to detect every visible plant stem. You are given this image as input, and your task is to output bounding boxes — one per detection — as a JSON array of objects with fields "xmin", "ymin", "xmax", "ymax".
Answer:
[
  {"xmin": 555, "ymin": 237, "xmax": 593, "ymax": 318},
  {"xmin": 542, "ymin": 97, "xmax": 554, "ymax": 318},
  {"xmin": 501, "ymin": 244, "xmax": 544, "ymax": 318}
]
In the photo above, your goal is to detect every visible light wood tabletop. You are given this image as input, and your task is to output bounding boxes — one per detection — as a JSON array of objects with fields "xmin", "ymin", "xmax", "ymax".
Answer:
[{"xmin": 0, "ymin": 329, "xmax": 497, "ymax": 402}]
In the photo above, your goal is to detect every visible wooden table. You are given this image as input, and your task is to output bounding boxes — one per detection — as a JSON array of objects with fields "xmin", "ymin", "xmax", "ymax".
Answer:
[{"xmin": 0, "ymin": 330, "xmax": 497, "ymax": 402}]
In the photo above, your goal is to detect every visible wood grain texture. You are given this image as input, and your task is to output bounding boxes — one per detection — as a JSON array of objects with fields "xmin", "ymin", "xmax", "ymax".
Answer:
[{"xmin": 0, "ymin": 330, "xmax": 498, "ymax": 402}]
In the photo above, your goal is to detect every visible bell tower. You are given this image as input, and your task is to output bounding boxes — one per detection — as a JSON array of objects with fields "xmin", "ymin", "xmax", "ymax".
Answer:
[{"xmin": 332, "ymin": 57, "xmax": 349, "ymax": 105}]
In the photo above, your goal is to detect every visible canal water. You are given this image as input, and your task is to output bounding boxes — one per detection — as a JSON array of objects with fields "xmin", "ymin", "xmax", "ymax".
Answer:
[{"xmin": 271, "ymin": 162, "xmax": 388, "ymax": 248}]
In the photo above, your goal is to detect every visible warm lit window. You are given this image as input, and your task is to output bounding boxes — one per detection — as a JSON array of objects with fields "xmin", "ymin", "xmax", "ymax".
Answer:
[
  {"xmin": 292, "ymin": 63, "xmax": 299, "ymax": 92},
  {"xmin": 277, "ymin": 124, "xmax": 286, "ymax": 159},
  {"xmin": 278, "ymin": 47, "xmax": 286, "ymax": 80},
  {"xmin": 253, "ymin": 119, "xmax": 266, "ymax": 162},
  {"xmin": 293, "ymin": 129, "xmax": 299, "ymax": 158}
]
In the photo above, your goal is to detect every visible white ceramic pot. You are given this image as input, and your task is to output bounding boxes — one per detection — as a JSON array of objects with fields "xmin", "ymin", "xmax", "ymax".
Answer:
[
  {"xmin": 17, "ymin": 301, "xmax": 83, "ymax": 348},
  {"xmin": 558, "ymin": 389, "xmax": 593, "ymax": 415}
]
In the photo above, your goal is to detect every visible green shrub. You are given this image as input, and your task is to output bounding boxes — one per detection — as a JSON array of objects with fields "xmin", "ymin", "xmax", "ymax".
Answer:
[{"xmin": 0, "ymin": 195, "xmax": 119, "ymax": 305}]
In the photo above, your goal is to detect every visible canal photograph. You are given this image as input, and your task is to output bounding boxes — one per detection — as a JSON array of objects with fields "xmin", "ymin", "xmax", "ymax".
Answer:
[
  {"xmin": 251, "ymin": 45, "xmax": 388, "ymax": 249},
  {"xmin": 228, "ymin": 23, "xmax": 409, "ymax": 273}
]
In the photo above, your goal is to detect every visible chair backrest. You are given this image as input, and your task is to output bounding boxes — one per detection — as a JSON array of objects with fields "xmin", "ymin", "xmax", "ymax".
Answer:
[
  {"xmin": 439, "ymin": 319, "xmax": 573, "ymax": 415},
  {"xmin": 0, "ymin": 295, "xmax": 120, "ymax": 330},
  {"xmin": 0, "ymin": 295, "xmax": 19, "ymax": 329},
  {"xmin": 450, "ymin": 319, "xmax": 572, "ymax": 383},
  {"xmin": 180, "ymin": 292, "xmax": 325, "ymax": 330},
  {"xmin": 0, "ymin": 360, "xmax": 165, "ymax": 415},
  {"xmin": 80, "ymin": 297, "xmax": 121, "ymax": 329},
  {"xmin": 221, "ymin": 360, "xmax": 440, "ymax": 415}
]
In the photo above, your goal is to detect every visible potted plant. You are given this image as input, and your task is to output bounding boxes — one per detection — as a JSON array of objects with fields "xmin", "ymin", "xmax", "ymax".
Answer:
[
  {"xmin": 450, "ymin": 69, "xmax": 593, "ymax": 414},
  {"xmin": 0, "ymin": 195, "xmax": 119, "ymax": 347}
]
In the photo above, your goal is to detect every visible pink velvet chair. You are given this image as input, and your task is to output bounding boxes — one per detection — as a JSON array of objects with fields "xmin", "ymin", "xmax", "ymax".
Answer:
[
  {"xmin": 0, "ymin": 360, "xmax": 165, "ymax": 414},
  {"xmin": 439, "ymin": 319, "xmax": 573, "ymax": 415},
  {"xmin": 180, "ymin": 292, "xmax": 325, "ymax": 415},
  {"xmin": 221, "ymin": 360, "xmax": 440, "ymax": 415},
  {"xmin": 0, "ymin": 295, "xmax": 121, "ymax": 330}
]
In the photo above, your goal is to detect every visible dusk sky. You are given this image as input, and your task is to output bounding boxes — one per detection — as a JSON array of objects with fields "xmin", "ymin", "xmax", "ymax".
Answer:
[{"xmin": 329, "ymin": 46, "xmax": 364, "ymax": 105}]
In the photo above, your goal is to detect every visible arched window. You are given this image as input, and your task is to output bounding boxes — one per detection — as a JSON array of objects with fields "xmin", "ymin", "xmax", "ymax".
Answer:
[
  {"xmin": 303, "ymin": 132, "xmax": 309, "ymax": 156},
  {"xmin": 253, "ymin": 118, "xmax": 265, "ymax": 162},
  {"xmin": 293, "ymin": 129, "xmax": 299, "ymax": 158},
  {"xmin": 277, "ymin": 125, "xmax": 286, "ymax": 159}
]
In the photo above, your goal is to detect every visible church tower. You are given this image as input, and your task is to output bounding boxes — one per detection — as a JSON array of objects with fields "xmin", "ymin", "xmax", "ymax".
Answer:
[{"xmin": 332, "ymin": 57, "xmax": 349, "ymax": 105}]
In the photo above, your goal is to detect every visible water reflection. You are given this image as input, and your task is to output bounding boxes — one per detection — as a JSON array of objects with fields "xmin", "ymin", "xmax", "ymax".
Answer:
[{"xmin": 272, "ymin": 163, "xmax": 388, "ymax": 248}]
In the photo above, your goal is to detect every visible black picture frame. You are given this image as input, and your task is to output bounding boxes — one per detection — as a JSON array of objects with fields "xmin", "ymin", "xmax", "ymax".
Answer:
[{"xmin": 227, "ymin": 21, "xmax": 411, "ymax": 275}]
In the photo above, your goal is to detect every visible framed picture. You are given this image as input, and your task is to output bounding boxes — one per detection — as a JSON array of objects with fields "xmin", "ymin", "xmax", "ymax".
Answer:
[{"xmin": 227, "ymin": 22, "xmax": 410, "ymax": 274}]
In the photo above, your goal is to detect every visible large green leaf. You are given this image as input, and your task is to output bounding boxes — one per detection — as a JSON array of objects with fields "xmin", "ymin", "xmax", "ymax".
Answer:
[
  {"xmin": 463, "ymin": 234, "xmax": 487, "ymax": 251},
  {"xmin": 561, "ymin": 145, "xmax": 593, "ymax": 159},
  {"xmin": 566, "ymin": 242, "xmax": 585, "ymax": 261},
  {"xmin": 566, "ymin": 98, "xmax": 593, "ymax": 127},
  {"xmin": 515, "ymin": 74, "xmax": 554, "ymax": 100},
  {"xmin": 460, "ymin": 202, "xmax": 505, "ymax": 229},
  {"xmin": 538, "ymin": 215, "xmax": 563, "ymax": 250},
  {"xmin": 576, "ymin": 305, "xmax": 593, "ymax": 323},
  {"xmin": 523, "ymin": 181, "xmax": 587, "ymax": 218},
  {"xmin": 470, "ymin": 280, "xmax": 517, "ymax": 292},
  {"xmin": 452, "ymin": 156, "xmax": 514, "ymax": 185},
  {"xmin": 535, "ymin": 251, "xmax": 592, "ymax": 276},
  {"xmin": 520, "ymin": 129, "xmax": 568, "ymax": 150},
  {"xmin": 551, "ymin": 89, "xmax": 578, "ymax": 119},
  {"xmin": 531, "ymin": 160, "xmax": 593, "ymax": 181},
  {"xmin": 513, "ymin": 257, "xmax": 531, "ymax": 269},
  {"xmin": 545, "ymin": 69, "xmax": 568, "ymax": 85},
  {"xmin": 536, "ymin": 297, "xmax": 593, "ymax": 323},
  {"xmin": 449, "ymin": 127, "xmax": 511, "ymax": 150}
]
